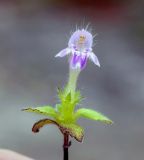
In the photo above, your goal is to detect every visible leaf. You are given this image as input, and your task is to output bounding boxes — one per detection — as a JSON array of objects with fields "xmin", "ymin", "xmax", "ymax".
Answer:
[
  {"xmin": 75, "ymin": 108, "xmax": 113, "ymax": 124},
  {"xmin": 73, "ymin": 91, "xmax": 83, "ymax": 105},
  {"xmin": 32, "ymin": 119, "xmax": 58, "ymax": 133},
  {"xmin": 22, "ymin": 106, "xmax": 57, "ymax": 119},
  {"xmin": 55, "ymin": 104, "xmax": 62, "ymax": 112},
  {"xmin": 59, "ymin": 123, "xmax": 84, "ymax": 142},
  {"xmin": 57, "ymin": 87, "xmax": 82, "ymax": 106},
  {"xmin": 57, "ymin": 87, "xmax": 63, "ymax": 100},
  {"xmin": 57, "ymin": 87, "xmax": 71, "ymax": 102}
]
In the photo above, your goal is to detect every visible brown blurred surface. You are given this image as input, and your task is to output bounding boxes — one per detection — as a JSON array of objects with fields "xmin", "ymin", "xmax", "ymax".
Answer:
[{"xmin": 0, "ymin": 149, "xmax": 33, "ymax": 160}]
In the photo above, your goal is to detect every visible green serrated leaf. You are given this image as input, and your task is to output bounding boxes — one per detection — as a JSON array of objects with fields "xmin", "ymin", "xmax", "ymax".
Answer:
[
  {"xmin": 59, "ymin": 123, "xmax": 84, "ymax": 142},
  {"xmin": 57, "ymin": 87, "xmax": 71, "ymax": 102},
  {"xmin": 73, "ymin": 91, "xmax": 83, "ymax": 104},
  {"xmin": 75, "ymin": 108, "xmax": 113, "ymax": 124},
  {"xmin": 55, "ymin": 104, "xmax": 62, "ymax": 112},
  {"xmin": 57, "ymin": 87, "xmax": 63, "ymax": 100},
  {"xmin": 65, "ymin": 92, "xmax": 71, "ymax": 102},
  {"xmin": 23, "ymin": 106, "xmax": 57, "ymax": 119}
]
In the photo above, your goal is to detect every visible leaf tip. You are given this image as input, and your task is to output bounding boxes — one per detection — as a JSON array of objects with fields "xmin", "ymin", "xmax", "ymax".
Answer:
[
  {"xmin": 104, "ymin": 119, "xmax": 113, "ymax": 125},
  {"xmin": 21, "ymin": 107, "xmax": 31, "ymax": 112}
]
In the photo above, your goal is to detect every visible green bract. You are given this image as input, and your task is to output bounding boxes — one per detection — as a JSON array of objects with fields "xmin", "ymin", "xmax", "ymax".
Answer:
[{"xmin": 23, "ymin": 88, "xmax": 112, "ymax": 142}]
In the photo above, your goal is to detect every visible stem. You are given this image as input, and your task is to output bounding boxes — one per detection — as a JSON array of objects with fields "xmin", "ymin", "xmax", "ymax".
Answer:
[
  {"xmin": 63, "ymin": 133, "xmax": 71, "ymax": 160},
  {"xmin": 66, "ymin": 68, "xmax": 80, "ymax": 99}
]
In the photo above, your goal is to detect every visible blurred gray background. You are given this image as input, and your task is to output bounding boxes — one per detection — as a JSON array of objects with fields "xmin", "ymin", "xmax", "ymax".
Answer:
[{"xmin": 0, "ymin": 0, "xmax": 144, "ymax": 160}]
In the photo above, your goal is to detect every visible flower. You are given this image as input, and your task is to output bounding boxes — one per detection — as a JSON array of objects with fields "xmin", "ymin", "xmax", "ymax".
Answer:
[
  {"xmin": 55, "ymin": 29, "xmax": 100, "ymax": 70},
  {"xmin": 23, "ymin": 26, "xmax": 113, "ymax": 144}
]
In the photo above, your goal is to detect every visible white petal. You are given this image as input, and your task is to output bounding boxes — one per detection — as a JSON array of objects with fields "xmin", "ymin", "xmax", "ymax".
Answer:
[
  {"xmin": 55, "ymin": 48, "xmax": 71, "ymax": 57},
  {"xmin": 89, "ymin": 52, "xmax": 100, "ymax": 67}
]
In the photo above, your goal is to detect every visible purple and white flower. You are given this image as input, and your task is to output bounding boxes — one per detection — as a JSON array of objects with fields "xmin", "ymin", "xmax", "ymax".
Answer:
[{"xmin": 55, "ymin": 29, "xmax": 100, "ymax": 70}]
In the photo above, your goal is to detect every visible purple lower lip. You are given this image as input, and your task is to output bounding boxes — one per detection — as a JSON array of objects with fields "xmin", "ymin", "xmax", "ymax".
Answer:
[
  {"xmin": 71, "ymin": 53, "xmax": 88, "ymax": 70},
  {"xmin": 80, "ymin": 56, "xmax": 87, "ymax": 69}
]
